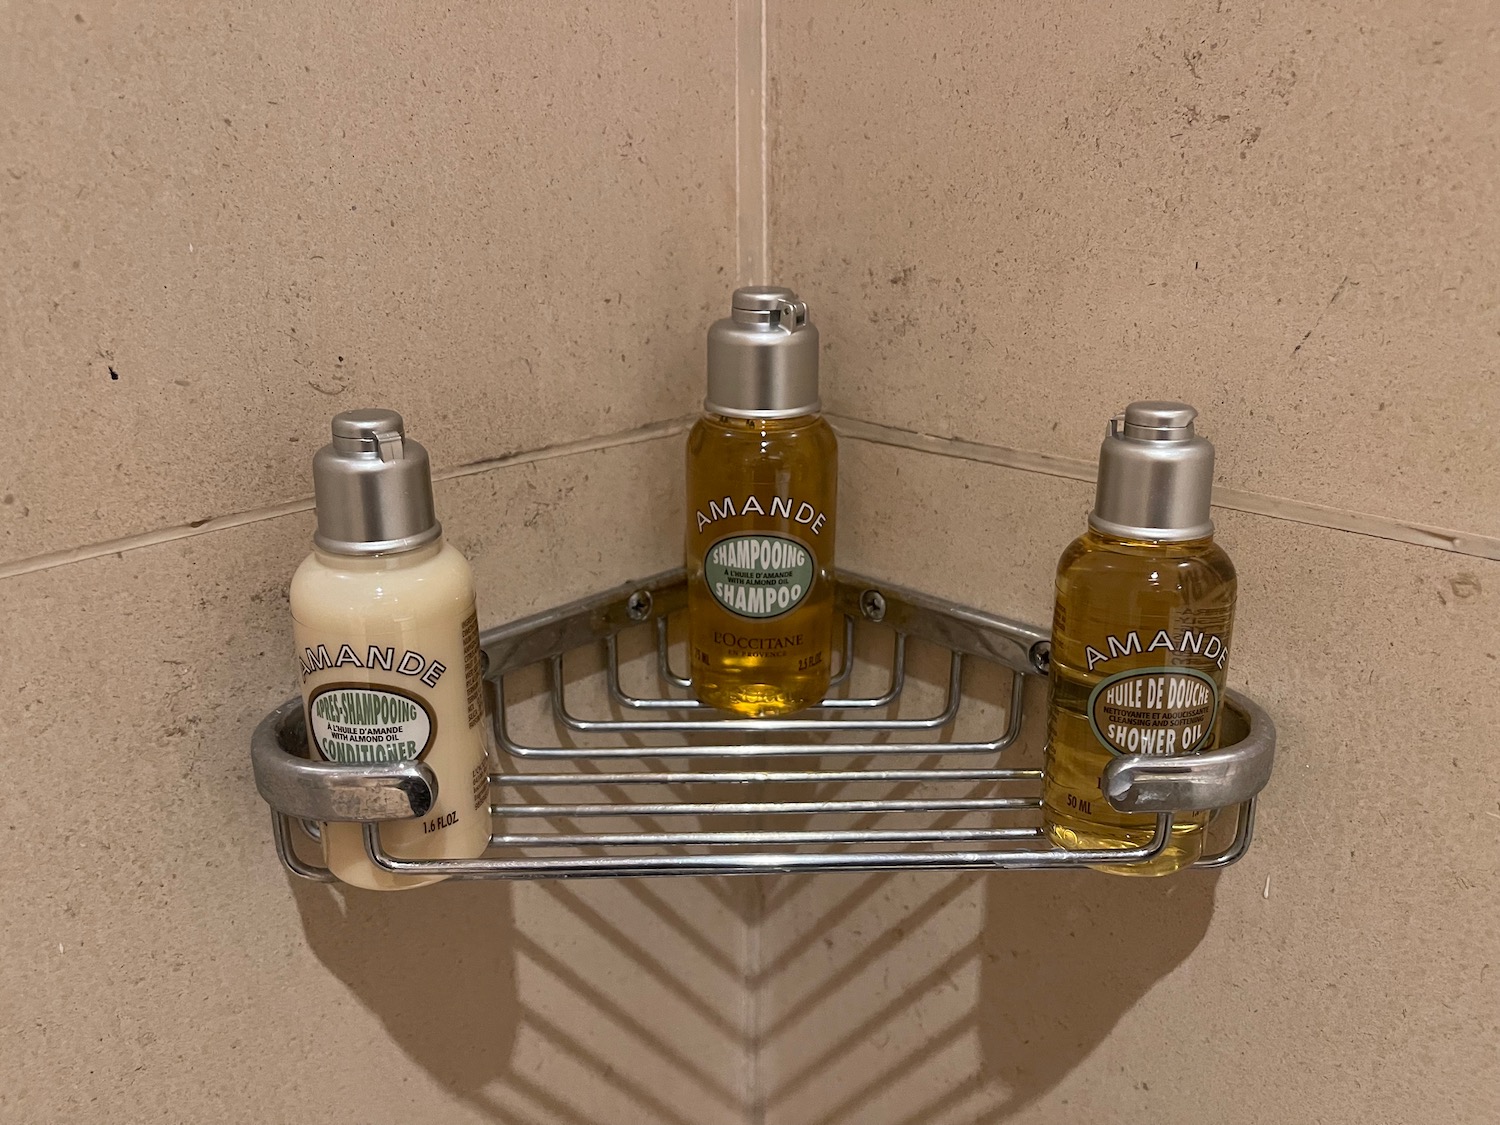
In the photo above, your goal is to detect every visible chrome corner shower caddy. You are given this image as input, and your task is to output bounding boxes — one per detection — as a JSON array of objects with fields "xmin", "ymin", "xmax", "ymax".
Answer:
[{"xmin": 251, "ymin": 571, "xmax": 1276, "ymax": 880}]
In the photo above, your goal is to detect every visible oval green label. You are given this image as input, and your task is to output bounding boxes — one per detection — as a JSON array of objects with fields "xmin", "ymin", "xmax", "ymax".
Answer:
[
  {"xmin": 307, "ymin": 685, "xmax": 434, "ymax": 763},
  {"xmin": 704, "ymin": 533, "xmax": 816, "ymax": 619},
  {"xmin": 1086, "ymin": 666, "xmax": 1219, "ymax": 757}
]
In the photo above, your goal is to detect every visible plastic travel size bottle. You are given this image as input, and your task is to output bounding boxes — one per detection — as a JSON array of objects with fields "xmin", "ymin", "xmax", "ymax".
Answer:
[
  {"xmin": 290, "ymin": 409, "xmax": 491, "ymax": 890},
  {"xmin": 685, "ymin": 286, "xmax": 838, "ymax": 716},
  {"xmin": 1042, "ymin": 401, "xmax": 1237, "ymax": 876}
]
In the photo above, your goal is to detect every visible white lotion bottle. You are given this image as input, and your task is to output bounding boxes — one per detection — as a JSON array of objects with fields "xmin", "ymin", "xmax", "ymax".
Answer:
[{"xmin": 290, "ymin": 409, "xmax": 491, "ymax": 890}]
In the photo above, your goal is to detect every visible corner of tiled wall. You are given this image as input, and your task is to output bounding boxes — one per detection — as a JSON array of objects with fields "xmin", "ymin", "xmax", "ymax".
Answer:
[{"xmin": 8, "ymin": 2, "xmax": 1498, "ymax": 1123}]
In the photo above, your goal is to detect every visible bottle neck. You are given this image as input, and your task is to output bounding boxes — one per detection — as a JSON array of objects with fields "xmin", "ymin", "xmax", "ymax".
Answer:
[
  {"xmin": 311, "ymin": 538, "xmax": 445, "ymax": 571},
  {"xmin": 703, "ymin": 409, "xmax": 822, "ymax": 430},
  {"xmin": 1082, "ymin": 527, "xmax": 1215, "ymax": 551}
]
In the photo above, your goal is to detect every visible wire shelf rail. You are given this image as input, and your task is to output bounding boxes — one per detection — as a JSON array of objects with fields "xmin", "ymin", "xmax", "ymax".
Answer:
[{"xmin": 252, "ymin": 570, "xmax": 1275, "ymax": 881}]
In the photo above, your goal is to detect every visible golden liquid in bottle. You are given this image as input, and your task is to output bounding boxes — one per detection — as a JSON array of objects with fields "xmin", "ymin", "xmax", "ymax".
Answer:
[
  {"xmin": 1042, "ymin": 529, "xmax": 1236, "ymax": 876},
  {"xmin": 686, "ymin": 412, "xmax": 838, "ymax": 716}
]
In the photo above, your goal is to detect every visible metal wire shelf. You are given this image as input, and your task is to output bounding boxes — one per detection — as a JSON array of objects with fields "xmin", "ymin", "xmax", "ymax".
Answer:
[{"xmin": 252, "ymin": 570, "xmax": 1276, "ymax": 881}]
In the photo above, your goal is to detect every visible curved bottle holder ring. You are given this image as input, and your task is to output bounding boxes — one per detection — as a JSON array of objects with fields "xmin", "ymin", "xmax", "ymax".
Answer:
[{"xmin": 252, "ymin": 571, "xmax": 1276, "ymax": 881}]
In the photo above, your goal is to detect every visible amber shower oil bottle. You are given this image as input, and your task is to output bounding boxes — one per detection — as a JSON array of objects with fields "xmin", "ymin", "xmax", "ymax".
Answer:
[
  {"xmin": 685, "ymin": 287, "xmax": 837, "ymax": 716},
  {"xmin": 1042, "ymin": 402, "xmax": 1237, "ymax": 876}
]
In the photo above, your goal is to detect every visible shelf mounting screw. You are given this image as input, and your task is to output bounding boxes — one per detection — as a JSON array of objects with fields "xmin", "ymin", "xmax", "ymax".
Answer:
[
  {"xmin": 1029, "ymin": 641, "xmax": 1051, "ymax": 675},
  {"xmin": 860, "ymin": 589, "xmax": 887, "ymax": 622},
  {"xmin": 626, "ymin": 589, "xmax": 653, "ymax": 621}
]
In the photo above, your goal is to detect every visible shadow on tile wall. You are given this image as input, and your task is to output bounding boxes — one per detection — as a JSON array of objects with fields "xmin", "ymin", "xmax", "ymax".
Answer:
[
  {"xmin": 292, "ymin": 874, "xmax": 752, "ymax": 1124},
  {"xmin": 757, "ymin": 868, "xmax": 1217, "ymax": 1124},
  {"xmin": 753, "ymin": 648, "xmax": 1219, "ymax": 1123},
  {"xmin": 976, "ymin": 870, "xmax": 1217, "ymax": 1118},
  {"xmin": 292, "ymin": 880, "xmax": 521, "ymax": 1115},
  {"xmin": 290, "ymin": 647, "xmax": 753, "ymax": 1125}
]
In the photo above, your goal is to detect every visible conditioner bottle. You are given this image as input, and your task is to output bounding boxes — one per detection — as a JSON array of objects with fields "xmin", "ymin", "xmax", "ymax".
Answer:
[
  {"xmin": 1042, "ymin": 401, "xmax": 1236, "ymax": 876},
  {"xmin": 291, "ymin": 409, "xmax": 491, "ymax": 890},
  {"xmin": 686, "ymin": 287, "xmax": 837, "ymax": 716}
]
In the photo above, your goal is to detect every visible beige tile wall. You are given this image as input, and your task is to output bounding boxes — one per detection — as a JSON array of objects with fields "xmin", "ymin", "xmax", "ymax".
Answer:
[
  {"xmin": 8, "ymin": 0, "xmax": 1498, "ymax": 1121},
  {"xmin": 762, "ymin": 1, "xmax": 1500, "ymax": 1120},
  {"xmin": 0, "ymin": 436, "xmax": 759, "ymax": 1125},
  {"xmin": 2, "ymin": 3, "xmax": 743, "ymax": 1121},
  {"xmin": 751, "ymin": 439, "xmax": 1499, "ymax": 1125},
  {"xmin": 2, "ymin": 0, "xmax": 733, "ymax": 563},
  {"xmin": 769, "ymin": 0, "xmax": 1500, "ymax": 538}
]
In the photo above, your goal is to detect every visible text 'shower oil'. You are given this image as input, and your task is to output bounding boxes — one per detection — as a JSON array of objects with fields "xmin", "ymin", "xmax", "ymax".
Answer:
[
  {"xmin": 686, "ymin": 287, "xmax": 837, "ymax": 716},
  {"xmin": 1043, "ymin": 402, "xmax": 1237, "ymax": 876}
]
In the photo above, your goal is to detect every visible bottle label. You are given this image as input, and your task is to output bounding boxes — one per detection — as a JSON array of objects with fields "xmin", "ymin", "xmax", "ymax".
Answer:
[
  {"xmin": 1087, "ymin": 666, "xmax": 1219, "ymax": 757},
  {"xmin": 704, "ymin": 533, "xmax": 816, "ymax": 619},
  {"xmin": 307, "ymin": 684, "xmax": 436, "ymax": 764},
  {"xmin": 460, "ymin": 608, "xmax": 484, "ymax": 728}
]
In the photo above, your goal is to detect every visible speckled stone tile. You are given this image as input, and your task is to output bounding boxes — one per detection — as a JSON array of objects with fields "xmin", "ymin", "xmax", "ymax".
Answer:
[
  {"xmin": 0, "ymin": 436, "xmax": 750, "ymax": 1125},
  {"xmin": 753, "ymin": 438, "xmax": 1500, "ymax": 1125},
  {"xmin": 2, "ymin": 0, "xmax": 734, "ymax": 562},
  {"xmin": 770, "ymin": 0, "xmax": 1500, "ymax": 536}
]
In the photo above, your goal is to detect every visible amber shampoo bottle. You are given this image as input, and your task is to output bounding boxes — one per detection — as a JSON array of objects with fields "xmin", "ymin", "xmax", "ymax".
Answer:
[{"xmin": 685, "ymin": 287, "xmax": 837, "ymax": 717}]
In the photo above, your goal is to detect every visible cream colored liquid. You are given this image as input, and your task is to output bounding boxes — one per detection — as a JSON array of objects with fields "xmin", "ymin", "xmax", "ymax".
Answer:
[
  {"xmin": 290, "ymin": 540, "xmax": 491, "ymax": 890},
  {"xmin": 1042, "ymin": 530, "xmax": 1236, "ymax": 876},
  {"xmin": 686, "ymin": 412, "xmax": 838, "ymax": 716}
]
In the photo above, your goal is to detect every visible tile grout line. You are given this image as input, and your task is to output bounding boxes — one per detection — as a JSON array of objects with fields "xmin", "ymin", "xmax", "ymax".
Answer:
[
  {"xmin": 733, "ymin": 0, "xmax": 744, "ymax": 282},
  {"xmin": 10, "ymin": 407, "xmax": 1493, "ymax": 581},
  {"xmin": 738, "ymin": 7, "xmax": 769, "ymax": 1120},
  {"xmin": 0, "ymin": 416, "xmax": 694, "ymax": 583},
  {"xmin": 735, "ymin": 0, "xmax": 768, "ymax": 286},
  {"xmin": 758, "ymin": 0, "xmax": 769, "ymax": 283},
  {"xmin": 742, "ymin": 881, "xmax": 764, "ymax": 1125},
  {"xmin": 829, "ymin": 414, "xmax": 1500, "ymax": 563}
]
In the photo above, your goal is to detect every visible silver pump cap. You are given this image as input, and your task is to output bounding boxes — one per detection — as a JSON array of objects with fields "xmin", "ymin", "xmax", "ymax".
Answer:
[
  {"xmin": 311, "ymin": 408, "xmax": 442, "ymax": 556},
  {"xmin": 1089, "ymin": 401, "xmax": 1216, "ymax": 541},
  {"xmin": 704, "ymin": 285, "xmax": 821, "ymax": 418}
]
